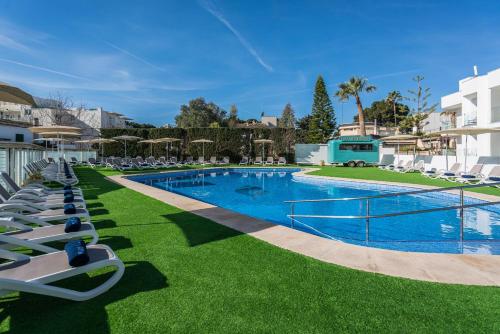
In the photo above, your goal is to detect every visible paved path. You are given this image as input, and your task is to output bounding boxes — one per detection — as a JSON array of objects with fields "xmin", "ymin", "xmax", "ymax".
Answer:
[{"xmin": 109, "ymin": 169, "xmax": 500, "ymax": 286}]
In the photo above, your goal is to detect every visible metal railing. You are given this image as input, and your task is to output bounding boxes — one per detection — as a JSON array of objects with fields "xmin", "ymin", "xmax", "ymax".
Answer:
[{"xmin": 285, "ymin": 181, "xmax": 500, "ymax": 242}]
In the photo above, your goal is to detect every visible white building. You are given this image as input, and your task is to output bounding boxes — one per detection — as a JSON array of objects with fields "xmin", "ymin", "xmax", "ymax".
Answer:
[
  {"xmin": 441, "ymin": 67, "xmax": 500, "ymax": 157},
  {"xmin": 0, "ymin": 119, "xmax": 33, "ymax": 143},
  {"xmin": 261, "ymin": 116, "xmax": 278, "ymax": 127},
  {"xmin": 422, "ymin": 112, "xmax": 443, "ymax": 133},
  {"xmin": 32, "ymin": 106, "xmax": 131, "ymax": 137},
  {"xmin": 339, "ymin": 122, "xmax": 397, "ymax": 137}
]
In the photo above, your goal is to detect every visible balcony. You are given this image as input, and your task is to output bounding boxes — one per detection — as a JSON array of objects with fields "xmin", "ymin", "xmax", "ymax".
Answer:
[{"xmin": 463, "ymin": 115, "xmax": 477, "ymax": 126}]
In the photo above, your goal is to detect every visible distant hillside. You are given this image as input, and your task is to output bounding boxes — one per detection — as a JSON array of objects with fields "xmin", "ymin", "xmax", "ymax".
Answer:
[
  {"xmin": 33, "ymin": 96, "xmax": 61, "ymax": 108},
  {"xmin": 0, "ymin": 82, "xmax": 36, "ymax": 106}
]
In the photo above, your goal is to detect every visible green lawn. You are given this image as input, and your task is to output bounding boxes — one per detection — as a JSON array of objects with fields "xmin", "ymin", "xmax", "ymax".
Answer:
[
  {"xmin": 1, "ymin": 166, "xmax": 500, "ymax": 333},
  {"xmin": 310, "ymin": 166, "xmax": 500, "ymax": 196}
]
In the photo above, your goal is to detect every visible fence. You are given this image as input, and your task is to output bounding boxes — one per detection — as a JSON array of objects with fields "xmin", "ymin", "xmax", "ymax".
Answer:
[{"xmin": 0, "ymin": 143, "xmax": 45, "ymax": 186}]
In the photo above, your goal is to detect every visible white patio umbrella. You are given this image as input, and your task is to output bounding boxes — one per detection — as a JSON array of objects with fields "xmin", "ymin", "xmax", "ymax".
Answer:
[
  {"xmin": 156, "ymin": 137, "xmax": 181, "ymax": 161},
  {"xmin": 74, "ymin": 139, "xmax": 94, "ymax": 162},
  {"xmin": 436, "ymin": 127, "xmax": 500, "ymax": 171},
  {"xmin": 139, "ymin": 139, "xmax": 159, "ymax": 157},
  {"xmin": 112, "ymin": 135, "xmax": 142, "ymax": 158},
  {"xmin": 88, "ymin": 138, "xmax": 117, "ymax": 158},
  {"xmin": 191, "ymin": 139, "xmax": 213, "ymax": 159},
  {"xmin": 253, "ymin": 139, "xmax": 274, "ymax": 160},
  {"xmin": 381, "ymin": 134, "xmax": 419, "ymax": 165},
  {"xmin": 38, "ymin": 130, "xmax": 81, "ymax": 172}
]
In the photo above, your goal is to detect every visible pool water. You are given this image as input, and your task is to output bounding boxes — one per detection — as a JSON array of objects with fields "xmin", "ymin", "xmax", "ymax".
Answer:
[{"xmin": 129, "ymin": 168, "xmax": 500, "ymax": 255}]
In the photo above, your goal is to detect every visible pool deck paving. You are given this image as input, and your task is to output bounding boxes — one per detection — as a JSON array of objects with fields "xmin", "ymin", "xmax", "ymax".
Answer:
[{"xmin": 108, "ymin": 168, "xmax": 500, "ymax": 286}]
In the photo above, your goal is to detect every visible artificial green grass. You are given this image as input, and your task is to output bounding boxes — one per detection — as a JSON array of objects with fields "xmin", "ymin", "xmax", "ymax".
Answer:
[
  {"xmin": 310, "ymin": 166, "xmax": 500, "ymax": 196},
  {"xmin": 1, "ymin": 167, "xmax": 500, "ymax": 333}
]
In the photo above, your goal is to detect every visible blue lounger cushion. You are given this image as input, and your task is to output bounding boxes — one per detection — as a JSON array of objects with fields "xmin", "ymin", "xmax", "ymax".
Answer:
[
  {"xmin": 64, "ymin": 217, "xmax": 81, "ymax": 232},
  {"xmin": 64, "ymin": 194, "xmax": 74, "ymax": 203},
  {"xmin": 461, "ymin": 175, "xmax": 475, "ymax": 179},
  {"xmin": 64, "ymin": 239, "xmax": 89, "ymax": 267},
  {"xmin": 443, "ymin": 172, "xmax": 455, "ymax": 176},
  {"xmin": 64, "ymin": 185, "xmax": 72, "ymax": 190},
  {"xmin": 489, "ymin": 177, "xmax": 500, "ymax": 182},
  {"xmin": 64, "ymin": 189, "xmax": 73, "ymax": 196},
  {"xmin": 64, "ymin": 203, "xmax": 76, "ymax": 214}
]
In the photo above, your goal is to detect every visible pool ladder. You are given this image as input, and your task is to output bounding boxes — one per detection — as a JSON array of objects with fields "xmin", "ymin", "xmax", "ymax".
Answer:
[{"xmin": 285, "ymin": 181, "xmax": 500, "ymax": 242}]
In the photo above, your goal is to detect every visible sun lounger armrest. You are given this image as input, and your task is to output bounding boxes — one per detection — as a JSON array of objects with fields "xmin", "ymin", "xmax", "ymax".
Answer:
[
  {"xmin": 0, "ymin": 235, "xmax": 58, "ymax": 253},
  {"xmin": 0, "ymin": 248, "xmax": 30, "ymax": 262},
  {"xmin": 0, "ymin": 203, "xmax": 40, "ymax": 213}
]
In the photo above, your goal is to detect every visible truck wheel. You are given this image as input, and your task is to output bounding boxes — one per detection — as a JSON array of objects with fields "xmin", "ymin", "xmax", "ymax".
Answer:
[
  {"xmin": 356, "ymin": 161, "xmax": 366, "ymax": 167},
  {"xmin": 347, "ymin": 161, "xmax": 357, "ymax": 167}
]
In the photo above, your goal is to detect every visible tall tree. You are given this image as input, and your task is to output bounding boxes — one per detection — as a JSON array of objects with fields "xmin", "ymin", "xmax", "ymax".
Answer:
[
  {"xmin": 406, "ymin": 75, "xmax": 438, "ymax": 134},
  {"xmin": 175, "ymin": 97, "xmax": 226, "ymax": 128},
  {"xmin": 228, "ymin": 104, "xmax": 239, "ymax": 128},
  {"xmin": 308, "ymin": 76, "xmax": 336, "ymax": 143},
  {"xmin": 386, "ymin": 91, "xmax": 403, "ymax": 126},
  {"xmin": 280, "ymin": 103, "xmax": 296, "ymax": 128},
  {"xmin": 353, "ymin": 99, "xmax": 410, "ymax": 126},
  {"xmin": 335, "ymin": 76, "xmax": 376, "ymax": 136}
]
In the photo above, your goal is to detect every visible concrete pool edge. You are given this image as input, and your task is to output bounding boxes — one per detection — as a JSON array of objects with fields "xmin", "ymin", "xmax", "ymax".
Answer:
[{"xmin": 107, "ymin": 169, "xmax": 500, "ymax": 287}]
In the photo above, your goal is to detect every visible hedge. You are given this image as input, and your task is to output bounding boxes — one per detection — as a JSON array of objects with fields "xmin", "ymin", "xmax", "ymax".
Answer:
[{"xmin": 100, "ymin": 128, "xmax": 302, "ymax": 162}]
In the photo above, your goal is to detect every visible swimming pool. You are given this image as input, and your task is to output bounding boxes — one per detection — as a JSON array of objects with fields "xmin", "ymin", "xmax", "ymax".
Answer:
[{"xmin": 128, "ymin": 168, "xmax": 500, "ymax": 255}]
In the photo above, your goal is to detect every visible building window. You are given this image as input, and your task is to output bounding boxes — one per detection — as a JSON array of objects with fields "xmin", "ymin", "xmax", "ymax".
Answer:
[
  {"xmin": 339, "ymin": 143, "xmax": 373, "ymax": 151},
  {"xmin": 15, "ymin": 134, "xmax": 24, "ymax": 142}
]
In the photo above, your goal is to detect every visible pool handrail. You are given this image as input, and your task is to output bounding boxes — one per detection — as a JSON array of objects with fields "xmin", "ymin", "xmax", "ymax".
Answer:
[
  {"xmin": 285, "ymin": 181, "xmax": 500, "ymax": 242},
  {"xmin": 284, "ymin": 180, "xmax": 500, "ymax": 203}
]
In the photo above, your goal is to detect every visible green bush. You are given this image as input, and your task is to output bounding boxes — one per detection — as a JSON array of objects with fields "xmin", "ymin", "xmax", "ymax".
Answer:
[{"xmin": 100, "ymin": 128, "xmax": 302, "ymax": 162}]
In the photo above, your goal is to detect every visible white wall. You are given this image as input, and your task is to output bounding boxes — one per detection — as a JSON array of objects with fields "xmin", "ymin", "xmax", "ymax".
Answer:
[
  {"xmin": 295, "ymin": 144, "xmax": 329, "ymax": 165},
  {"xmin": 0, "ymin": 124, "xmax": 33, "ymax": 142}
]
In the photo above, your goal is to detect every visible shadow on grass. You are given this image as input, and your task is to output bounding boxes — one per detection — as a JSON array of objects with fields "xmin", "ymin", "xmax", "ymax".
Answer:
[
  {"xmin": 92, "ymin": 219, "xmax": 118, "ymax": 229},
  {"xmin": 0, "ymin": 260, "xmax": 168, "ymax": 334},
  {"xmin": 163, "ymin": 211, "xmax": 243, "ymax": 247},
  {"xmin": 78, "ymin": 167, "xmax": 263, "ymax": 248},
  {"xmin": 98, "ymin": 235, "xmax": 133, "ymax": 251}
]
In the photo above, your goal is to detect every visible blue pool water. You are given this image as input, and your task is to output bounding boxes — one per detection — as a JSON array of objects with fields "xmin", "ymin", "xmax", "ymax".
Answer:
[{"xmin": 128, "ymin": 168, "xmax": 500, "ymax": 255}]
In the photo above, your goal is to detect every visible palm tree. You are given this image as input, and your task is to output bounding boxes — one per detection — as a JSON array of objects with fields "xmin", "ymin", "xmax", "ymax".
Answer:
[
  {"xmin": 386, "ymin": 91, "xmax": 403, "ymax": 126},
  {"xmin": 336, "ymin": 77, "xmax": 376, "ymax": 136}
]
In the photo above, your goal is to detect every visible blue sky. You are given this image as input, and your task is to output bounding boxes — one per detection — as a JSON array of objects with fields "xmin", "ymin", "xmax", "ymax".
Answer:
[{"xmin": 1, "ymin": 0, "xmax": 499, "ymax": 126}]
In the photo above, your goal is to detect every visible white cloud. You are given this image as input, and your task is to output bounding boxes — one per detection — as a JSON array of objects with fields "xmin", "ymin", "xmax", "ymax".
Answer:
[
  {"xmin": 0, "ymin": 58, "xmax": 87, "ymax": 80},
  {"xmin": 106, "ymin": 42, "xmax": 165, "ymax": 72},
  {"xmin": 199, "ymin": 0, "xmax": 274, "ymax": 72}
]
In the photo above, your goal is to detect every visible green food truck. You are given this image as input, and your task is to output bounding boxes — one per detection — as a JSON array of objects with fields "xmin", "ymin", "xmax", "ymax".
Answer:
[{"xmin": 327, "ymin": 135, "xmax": 380, "ymax": 167}]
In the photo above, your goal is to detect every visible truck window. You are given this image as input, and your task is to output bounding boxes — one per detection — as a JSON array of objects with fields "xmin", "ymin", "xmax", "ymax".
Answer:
[{"xmin": 339, "ymin": 143, "xmax": 373, "ymax": 151}]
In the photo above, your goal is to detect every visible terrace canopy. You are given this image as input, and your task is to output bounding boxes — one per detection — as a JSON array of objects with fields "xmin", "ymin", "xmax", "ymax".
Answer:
[
  {"xmin": 156, "ymin": 137, "xmax": 181, "ymax": 161},
  {"xmin": 435, "ymin": 127, "xmax": 500, "ymax": 171},
  {"xmin": 112, "ymin": 135, "xmax": 142, "ymax": 158},
  {"xmin": 253, "ymin": 139, "xmax": 274, "ymax": 159},
  {"xmin": 191, "ymin": 139, "xmax": 213, "ymax": 159},
  {"xmin": 381, "ymin": 134, "xmax": 419, "ymax": 165},
  {"xmin": 139, "ymin": 139, "xmax": 159, "ymax": 157},
  {"xmin": 89, "ymin": 138, "xmax": 117, "ymax": 158}
]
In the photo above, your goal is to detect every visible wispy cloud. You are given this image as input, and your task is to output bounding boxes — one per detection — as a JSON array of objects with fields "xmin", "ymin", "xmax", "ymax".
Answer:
[
  {"xmin": 0, "ymin": 34, "xmax": 31, "ymax": 53},
  {"xmin": 106, "ymin": 41, "xmax": 165, "ymax": 72},
  {"xmin": 198, "ymin": 0, "xmax": 274, "ymax": 72},
  {"xmin": 0, "ymin": 58, "xmax": 87, "ymax": 80},
  {"xmin": 368, "ymin": 69, "xmax": 421, "ymax": 80}
]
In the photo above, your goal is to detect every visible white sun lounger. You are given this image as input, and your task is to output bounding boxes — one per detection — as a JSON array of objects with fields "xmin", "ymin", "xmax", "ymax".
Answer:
[
  {"xmin": 0, "ymin": 184, "xmax": 86, "ymax": 210},
  {"xmin": 437, "ymin": 163, "xmax": 462, "ymax": 180},
  {"xmin": 456, "ymin": 164, "xmax": 484, "ymax": 183},
  {"xmin": 0, "ymin": 204, "xmax": 90, "ymax": 227},
  {"xmin": 1, "ymin": 172, "xmax": 83, "ymax": 197},
  {"xmin": 479, "ymin": 166, "xmax": 500, "ymax": 187},
  {"xmin": 0, "ymin": 217, "xmax": 98, "ymax": 251},
  {"xmin": 0, "ymin": 244, "xmax": 124, "ymax": 301}
]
